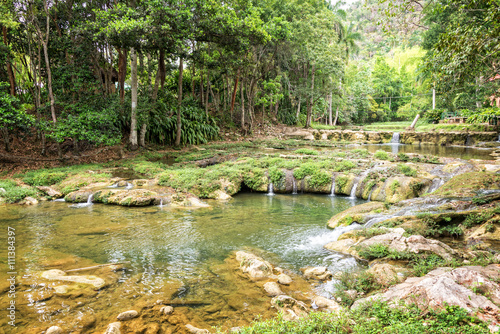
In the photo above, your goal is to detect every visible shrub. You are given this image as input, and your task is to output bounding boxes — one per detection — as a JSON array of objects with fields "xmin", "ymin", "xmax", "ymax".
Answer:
[
  {"xmin": 308, "ymin": 170, "xmax": 331, "ymax": 188},
  {"xmin": 356, "ymin": 243, "xmax": 390, "ymax": 260},
  {"xmin": 397, "ymin": 164, "xmax": 417, "ymax": 177},
  {"xmin": 293, "ymin": 162, "xmax": 319, "ymax": 180},
  {"xmin": 374, "ymin": 150, "xmax": 390, "ymax": 160},
  {"xmin": 333, "ymin": 160, "xmax": 356, "ymax": 172},
  {"xmin": 398, "ymin": 152, "xmax": 409, "ymax": 161},
  {"xmin": 268, "ymin": 166, "xmax": 285, "ymax": 184}
]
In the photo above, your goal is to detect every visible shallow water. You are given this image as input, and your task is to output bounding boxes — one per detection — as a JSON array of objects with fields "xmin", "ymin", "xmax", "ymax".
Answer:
[{"xmin": 0, "ymin": 193, "xmax": 364, "ymax": 332}]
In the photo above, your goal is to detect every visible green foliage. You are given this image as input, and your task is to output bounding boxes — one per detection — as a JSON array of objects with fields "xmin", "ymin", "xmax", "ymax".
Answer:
[
  {"xmin": 334, "ymin": 270, "xmax": 381, "ymax": 306},
  {"xmin": 374, "ymin": 150, "xmax": 390, "ymax": 160},
  {"xmin": 356, "ymin": 243, "xmax": 390, "ymax": 260},
  {"xmin": 423, "ymin": 108, "xmax": 445, "ymax": 124},
  {"xmin": 22, "ymin": 170, "xmax": 68, "ymax": 186},
  {"xmin": 268, "ymin": 166, "xmax": 285, "ymax": 184},
  {"xmin": 293, "ymin": 162, "xmax": 319, "ymax": 180},
  {"xmin": 294, "ymin": 148, "xmax": 318, "ymax": 155},
  {"xmin": 0, "ymin": 179, "xmax": 38, "ymax": 203},
  {"xmin": 333, "ymin": 160, "xmax": 356, "ymax": 172},
  {"xmin": 0, "ymin": 83, "xmax": 33, "ymax": 131},
  {"xmin": 307, "ymin": 170, "xmax": 331, "ymax": 188},
  {"xmin": 397, "ymin": 164, "xmax": 417, "ymax": 177},
  {"xmin": 335, "ymin": 175, "xmax": 349, "ymax": 191},
  {"xmin": 390, "ymin": 180, "xmax": 400, "ymax": 193},
  {"xmin": 397, "ymin": 153, "xmax": 409, "ymax": 162}
]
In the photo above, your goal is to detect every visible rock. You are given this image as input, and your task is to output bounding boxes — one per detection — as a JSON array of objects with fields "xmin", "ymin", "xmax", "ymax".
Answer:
[
  {"xmin": 37, "ymin": 186, "xmax": 63, "ymax": 198},
  {"xmin": 93, "ymin": 189, "xmax": 157, "ymax": 206},
  {"xmin": 41, "ymin": 269, "xmax": 106, "ymax": 289},
  {"xmin": 185, "ymin": 324, "xmax": 210, "ymax": 334},
  {"xmin": 160, "ymin": 306, "xmax": 174, "ymax": 315},
  {"xmin": 53, "ymin": 285, "xmax": 69, "ymax": 294},
  {"xmin": 357, "ymin": 233, "xmax": 457, "ymax": 260},
  {"xmin": 311, "ymin": 295, "xmax": 342, "ymax": 312},
  {"xmin": 235, "ymin": 251, "xmax": 274, "ymax": 280},
  {"xmin": 0, "ymin": 187, "xmax": 5, "ymax": 193},
  {"xmin": 46, "ymin": 326, "xmax": 62, "ymax": 334},
  {"xmin": 23, "ymin": 196, "xmax": 38, "ymax": 205},
  {"xmin": 229, "ymin": 327, "xmax": 242, "ymax": 333},
  {"xmin": 277, "ymin": 273, "xmax": 292, "ymax": 285},
  {"xmin": 184, "ymin": 196, "xmax": 210, "ymax": 208},
  {"xmin": 327, "ymin": 202, "xmax": 385, "ymax": 229},
  {"xmin": 301, "ymin": 267, "xmax": 333, "ymax": 281},
  {"xmin": 352, "ymin": 265, "xmax": 500, "ymax": 330},
  {"xmin": 263, "ymin": 282, "xmax": 284, "ymax": 296},
  {"xmin": 467, "ymin": 222, "xmax": 500, "ymax": 241},
  {"xmin": 64, "ymin": 190, "xmax": 94, "ymax": 203},
  {"xmin": 324, "ymin": 239, "xmax": 358, "ymax": 257},
  {"xmin": 116, "ymin": 310, "xmax": 139, "ymax": 321},
  {"xmin": 271, "ymin": 295, "xmax": 309, "ymax": 321},
  {"xmin": 366, "ymin": 263, "xmax": 406, "ymax": 286},
  {"xmin": 214, "ymin": 190, "xmax": 232, "ymax": 201},
  {"xmin": 105, "ymin": 322, "xmax": 121, "ymax": 334},
  {"xmin": 344, "ymin": 289, "xmax": 358, "ymax": 300}
]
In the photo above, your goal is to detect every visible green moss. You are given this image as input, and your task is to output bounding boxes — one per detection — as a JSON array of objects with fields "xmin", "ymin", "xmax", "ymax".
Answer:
[
  {"xmin": 307, "ymin": 170, "xmax": 331, "ymax": 188},
  {"xmin": 294, "ymin": 148, "xmax": 318, "ymax": 155},
  {"xmin": 333, "ymin": 159, "xmax": 356, "ymax": 172},
  {"xmin": 335, "ymin": 175, "xmax": 349, "ymax": 192},
  {"xmin": 397, "ymin": 164, "xmax": 417, "ymax": 177},
  {"xmin": 243, "ymin": 168, "xmax": 266, "ymax": 191},
  {"xmin": 22, "ymin": 170, "xmax": 68, "ymax": 186},
  {"xmin": 268, "ymin": 166, "xmax": 285, "ymax": 184},
  {"xmin": 434, "ymin": 172, "xmax": 500, "ymax": 197},
  {"xmin": 390, "ymin": 180, "xmax": 400, "ymax": 193},
  {"xmin": 293, "ymin": 162, "xmax": 319, "ymax": 180}
]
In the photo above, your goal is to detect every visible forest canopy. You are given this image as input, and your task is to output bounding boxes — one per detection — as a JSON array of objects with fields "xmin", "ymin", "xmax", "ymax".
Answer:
[{"xmin": 0, "ymin": 0, "xmax": 498, "ymax": 155}]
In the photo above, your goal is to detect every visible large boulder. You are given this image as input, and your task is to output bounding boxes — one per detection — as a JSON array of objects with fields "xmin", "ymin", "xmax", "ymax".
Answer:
[
  {"xmin": 352, "ymin": 265, "xmax": 500, "ymax": 331},
  {"xmin": 327, "ymin": 202, "xmax": 386, "ymax": 229},
  {"xmin": 93, "ymin": 189, "xmax": 157, "ymax": 206},
  {"xmin": 301, "ymin": 267, "xmax": 333, "ymax": 281},
  {"xmin": 235, "ymin": 251, "xmax": 275, "ymax": 280},
  {"xmin": 37, "ymin": 186, "xmax": 63, "ymax": 198}
]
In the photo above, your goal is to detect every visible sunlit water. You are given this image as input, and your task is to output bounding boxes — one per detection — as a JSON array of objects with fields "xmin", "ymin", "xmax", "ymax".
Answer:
[{"xmin": 0, "ymin": 193, "xmax": 364, "ymax": 332}]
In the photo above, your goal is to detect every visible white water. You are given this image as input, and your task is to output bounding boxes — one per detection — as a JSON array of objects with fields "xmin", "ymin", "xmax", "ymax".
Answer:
[
  {"xmin": 349, "ymin": 180, "xmax": 358, "ymax": 199},
  {"xmin": 292, "ymin": 179, "xmax": 298, "ymax": 195},
  {"xmin": 267, "ymin": 183, "xmax": 275, "ymax": 196},
  {"xmin": 367, "ymin": 188, "xmax": 375, "ymax": 201},
  {"xmin": 296, "ymin": 223, "xmax": 362, "ymax": 251},
  {"xmin": 52, "ymin": 198, "xmax": 66, "ymax": 202},
  {"xmin": 108, "ymin": 183, "xmax": 119, "ymax": 188},
  {"xmin": 159, "ymin": 198, "xmax": 164, "ymax": 208},
  {"xmin": 427, "ymin": 178, "xmax": 445, "ymax": 194},
  {"xmin": 329, "ymin": 176, "xmax": 335, "ymax": 197},
  {"xmin": 70, "ymin": 193, "xmax": 93, "ymax": 208},
  {"xmin": 126, "ymin": 182, "xmax": 133, "ymax": 190},
  {"xmin": 391, "ymin": 132, "xmax": 400, "ymax": 144}
]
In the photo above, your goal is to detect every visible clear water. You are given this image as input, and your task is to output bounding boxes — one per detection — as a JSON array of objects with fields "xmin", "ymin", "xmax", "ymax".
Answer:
[{"xmin": 0, "ymin": 193, "xmax": 364, "ymax": 331}]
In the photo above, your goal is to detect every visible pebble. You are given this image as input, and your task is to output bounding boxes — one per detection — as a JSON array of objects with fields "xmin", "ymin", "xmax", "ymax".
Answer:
[
  {"xmin": 186, "ymin": 324, "xmax": 210, "ymax": 334},
  {"xmin": 160, "ymin": 306, "xmax": 174, "ymax": 315},
  {"xmin": 105, "ymin": 322, "xmax": 121, "ymax": 334},
  {"xmin": 46, "ymin": 326, "xmax": 62, "ymax": 334},
  {"xmin": 277, "ymin": 273, "xmax": 292, "ymax": 285}
]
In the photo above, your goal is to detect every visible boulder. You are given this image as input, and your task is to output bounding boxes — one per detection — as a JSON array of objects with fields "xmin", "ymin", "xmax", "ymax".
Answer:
[
  {"xmin": 93, "ymin": 189, "xmax": 157, "ymax": 206},
  {"xmin": 263, "ymin": 282, "xmax": 284, "ymax": 296},
  {"xmin": 277, "ymin": 274, "xmax": 293, "ymax": 285},
  {"xmin": 311, "ymin": 295, "xmax": 343, "ymax": 312},
  {"xmin": 213, "ymin": 190, "xmax": 232, "ymax": 201},
  {"xmin": 301, "ymin": 267, "xmax": 333, "ymax": 281},
  {"xmin": 324, "ymin": 239, "xmax": 358, "ymax": 257},
  {"xmin": 185, "ymin": 324, "xmax": 210, "ymax": 334},
  {"xmin": 327, "ymin": 202, "xmax": 385, "ymax": 229},
  {"xmin": 235, "ymin": 251, "xmax": 275, "ymax": 280},
  {"xmin": 366, "ymin": 263, "xmax": 406, "ymax": 286},
  {"xmin": 23, "ymin": 196, "xmax": 38, "ymax": 205},
  {"xmin": 64, "ymin": 190, "xmax": 94, "ymax": 203},
  {"xmin": 358, "ymin": 233, "xmax": 457, "ymax": 260},
  {"xmin": 271, "ymin": 295, "xmax": 309, "ymax": 321},
  {"xmin": 352, "ymin": 265, "xmax": 500, "ymax": 331},
  {"xmin": 41, "ymin": 269, "xmax": 106, "ymax": 289},
  {"xmin": 116, "ymin": 310, "xmax": 138, "ymax": 321},
  {"xmin": 37, "ymin": 186, "xmax": 63, "ymax": 198}
]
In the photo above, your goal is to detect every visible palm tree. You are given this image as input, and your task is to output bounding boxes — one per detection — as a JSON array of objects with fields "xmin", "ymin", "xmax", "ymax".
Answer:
[{"xmin": 340, "ymin": 23, "xmax": 363, "ymax": 63}]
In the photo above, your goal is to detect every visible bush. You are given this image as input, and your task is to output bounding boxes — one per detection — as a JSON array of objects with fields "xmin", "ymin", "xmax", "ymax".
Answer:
[
  {"xmin": 374, "ymin": 150, "xmax": 390, "ymax": 160},
  {"xmin": 293, "ymin": 162, "xmax": 319, "ymax": 180},
  {"xmin": 333, "ymin": 160, "xmax": 356, "ymax": 172},
  {"xmin": 422, "ymin": 108, "xmax": 445, "ymax": 124},
  {"xmin": 356, "ymin": 243, "xmax": 390, "ymax": 260},
  {"xmin": 268, "ymin": 166, "xmax": 285, "ymax": 184},
  {"xmin": 397, "ymin": 164, "xmax": 417, "ymax": 177}
]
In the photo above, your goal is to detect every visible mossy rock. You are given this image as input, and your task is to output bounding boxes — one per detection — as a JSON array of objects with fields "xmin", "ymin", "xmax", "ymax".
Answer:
[
  {"xmin": 334, "ymin": 174, "xmax": 356, "ymax": 196},
  {"xmin": 327, "ymin": 202, "xmax": 386, "ymax": 229},
  {"xmin": 433, "ymin": 172, "xmax": 500, "ymax": 197},
  {"xmin": 64, "ymin": 190, "xmax": 94, "ymax": 203},
  {"xmin": 93, "ymin": 189, "xmax": 157, "ymax": 206},
  {"xmin": 371, "ymin": 176, "xmax": 431, "ymax": 204}
]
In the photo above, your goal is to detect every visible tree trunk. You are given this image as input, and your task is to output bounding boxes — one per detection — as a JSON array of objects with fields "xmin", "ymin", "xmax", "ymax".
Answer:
[
  {"xmin": 296, "ymin": 99, "xmax": 301, "ymax": 120},
  {"xmin": 2, "ymin": 27, "xmax": 16, "ymax": 96},
  {"xmin": 139, "ymin": 123, "xmax": 147, "ymax": 147},
  {"xmin": 306, "ymin": 64, "xmax": 316, "ymax": 128},
  {"xmin": 240, "ymin": 78, "xmax": 245, "ymax": 130},
  {"xmin": 159, "ymin": 48, "xmax": 166, "ymax": 89},
  {"xmin": 118, "ymin": 48, "xmax": 127, "ymax": 103},
  {"xmin": 333, "ymin": 106, "xmax": 339, "ymax": 126},
  {"xmin": 205, "ymin": 68, "xmax": 210, "ymax": 117},
  {"xmin": 2, "ymin": 128, "xmax": 10, "ymax": 152},
  {"xmin": 230, "ymin": 69, "xmax": 240, "ymax": 117},
  {"xmin": 200, "ymin": 70, "xmax": 204, "ymax": 105},
  {"xmin": 129, "ymin": 47, "xmax": 138, "ymax": 150},
  {"xmin": 175, "ymin": 57, "xmax": 183, "ymax": 147},
  {"xmin": 328, "ymin": 93, "xmax": 332, "ymax": 125}
]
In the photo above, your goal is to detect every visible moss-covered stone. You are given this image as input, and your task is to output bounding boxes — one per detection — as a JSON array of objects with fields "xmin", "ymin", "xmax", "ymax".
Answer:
[
  {"xmin": 327, "ymin": 202, "xmax": 386, "ymax": 229},
  {"xmin": 433, "ymin": 172, "xmax": 500, "ymax": 197}
]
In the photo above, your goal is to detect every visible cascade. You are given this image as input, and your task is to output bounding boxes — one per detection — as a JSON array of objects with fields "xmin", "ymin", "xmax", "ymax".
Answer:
[
  {"xmin": 292, "ymin": 179, "xmax": 298, "ymax": 195},
  {"xmin": 349, "ymin": 181, "xmax": 358, "ymax": 199},
  {"xmin": 391, "ymin": 132, "xmax": 400, "ymax": 144},
  {"xmin": 267, "ymin": 183, "xmax": 275, "ymax": 196},
  {"xmin": 87, "ymin": 194, "xmax": 94, "ymax": 204},
  {"xmin": 329, "ymin": 176, "xmax": 335, "ymax": 197},
  {"xmin": 126, "ymin": 182, "xmax": 133, "ymax": 189}
]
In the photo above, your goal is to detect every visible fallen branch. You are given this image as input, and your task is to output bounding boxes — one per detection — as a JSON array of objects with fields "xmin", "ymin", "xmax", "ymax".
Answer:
[{"xmin": 63, "ymin": 261, "xmax": 130, "ymax": 273}]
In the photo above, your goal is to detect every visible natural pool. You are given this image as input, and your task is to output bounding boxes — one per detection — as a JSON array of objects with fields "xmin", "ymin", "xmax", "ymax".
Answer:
[{"xmin": 0, "ymin": 193, "xmax": 364, "ymax": 332}]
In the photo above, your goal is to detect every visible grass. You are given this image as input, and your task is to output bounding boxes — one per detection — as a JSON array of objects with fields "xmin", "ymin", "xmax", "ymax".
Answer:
[
  {"xmin": 230, "ymin": 301, "xmax": 489, "ymax": 334},
  {"xmin": 362, "ymin": 121, "xmax": 492, "ymax": 132},
  {"xmin": 0, "ymin": 180, "xmax": 39, "ymax": 203}
]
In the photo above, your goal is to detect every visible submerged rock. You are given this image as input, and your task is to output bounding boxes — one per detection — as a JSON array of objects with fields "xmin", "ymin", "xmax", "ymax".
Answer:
[
  {"xmin": 271, "ymin": 295, "xmax": 309, "ymax": 321},
  {"xmin": 235, "ymin": 251, "xmax": 275, "ymax": 280},
  {"xmin": 46, "ymin": 326, "xmax": 62, "ymax": 334},
  {"xmin": 185, "ymin": 324, "xmax": 210, "ymax": 334},
  {"xmin": 116, "ymin": 310, "xmax": 139, "ymax": 321},
  {"xmin": 41, "ymin": 269, "xmax": 106, "ymax": 289},
  {"xmin": 104, "ymin": 322, "xmax": 121, "ymax": 334},
  {"xmin": 352, "ymin": 265, "xmax": 500, "ymax": 331},
  {"xmin": 64, "ymin": 190, "xmax": 93, "ymax": 203},
  {"xmin": 22, "ymin": 196, "xmax": 38, "ymax": 205},
  {"xmin": 301, "ymin": 267, "xmax": 333, "ymax": 281},
  {"xmin": 160, "ymin": 306, "xmax": 174, "ymax": 315},
  {"xmin": 263, "ymin": 282, "xmax": 284, "ymax": 296}
]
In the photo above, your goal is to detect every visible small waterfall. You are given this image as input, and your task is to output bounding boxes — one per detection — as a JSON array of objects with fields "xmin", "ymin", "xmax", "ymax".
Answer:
[
  {"xmin": 159, "ymin": 198, "xmax": 164, "ymax": 208},
  {"xmin": 87, "ymin": 194, "xmax": 94, "ymax": 204},
  {"xmin": 267, "ymin": 183, "xmax": 275, "ymax": 196},
  {"xmin": 349, "ymin": 180, "xmax": 358, "ymax": 199},
  {"xmin": 296, "ymin": 223, "xmax": 362, "ymax": 251},
  {"xmin": 329, "ymin": 176, "xmax": 335, "ymax": 197},
  {"xmin": 108, "ymin": 183, "xmax": 119, "ymax": 188},
  {"xmin": 427, "ymin": 178, "xmax": 445, "ymax": 194},
  {"xmin": 126, "ymin": 182, "xmax": 133, "ymax": 190},
  {"xmin": 367, "ymin": 188, "xmax": 375, "ymax": 201},
  {"xmin": 391, "ymin": 132, "xmax": 400, "ymax": 144},
  {"xmin": 465, "ymin": 134, "xmax": 472, "ymax": 146},
  {"xmin": 292, "ymin": 179, "xmax": 298, "ymax": 195}
]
